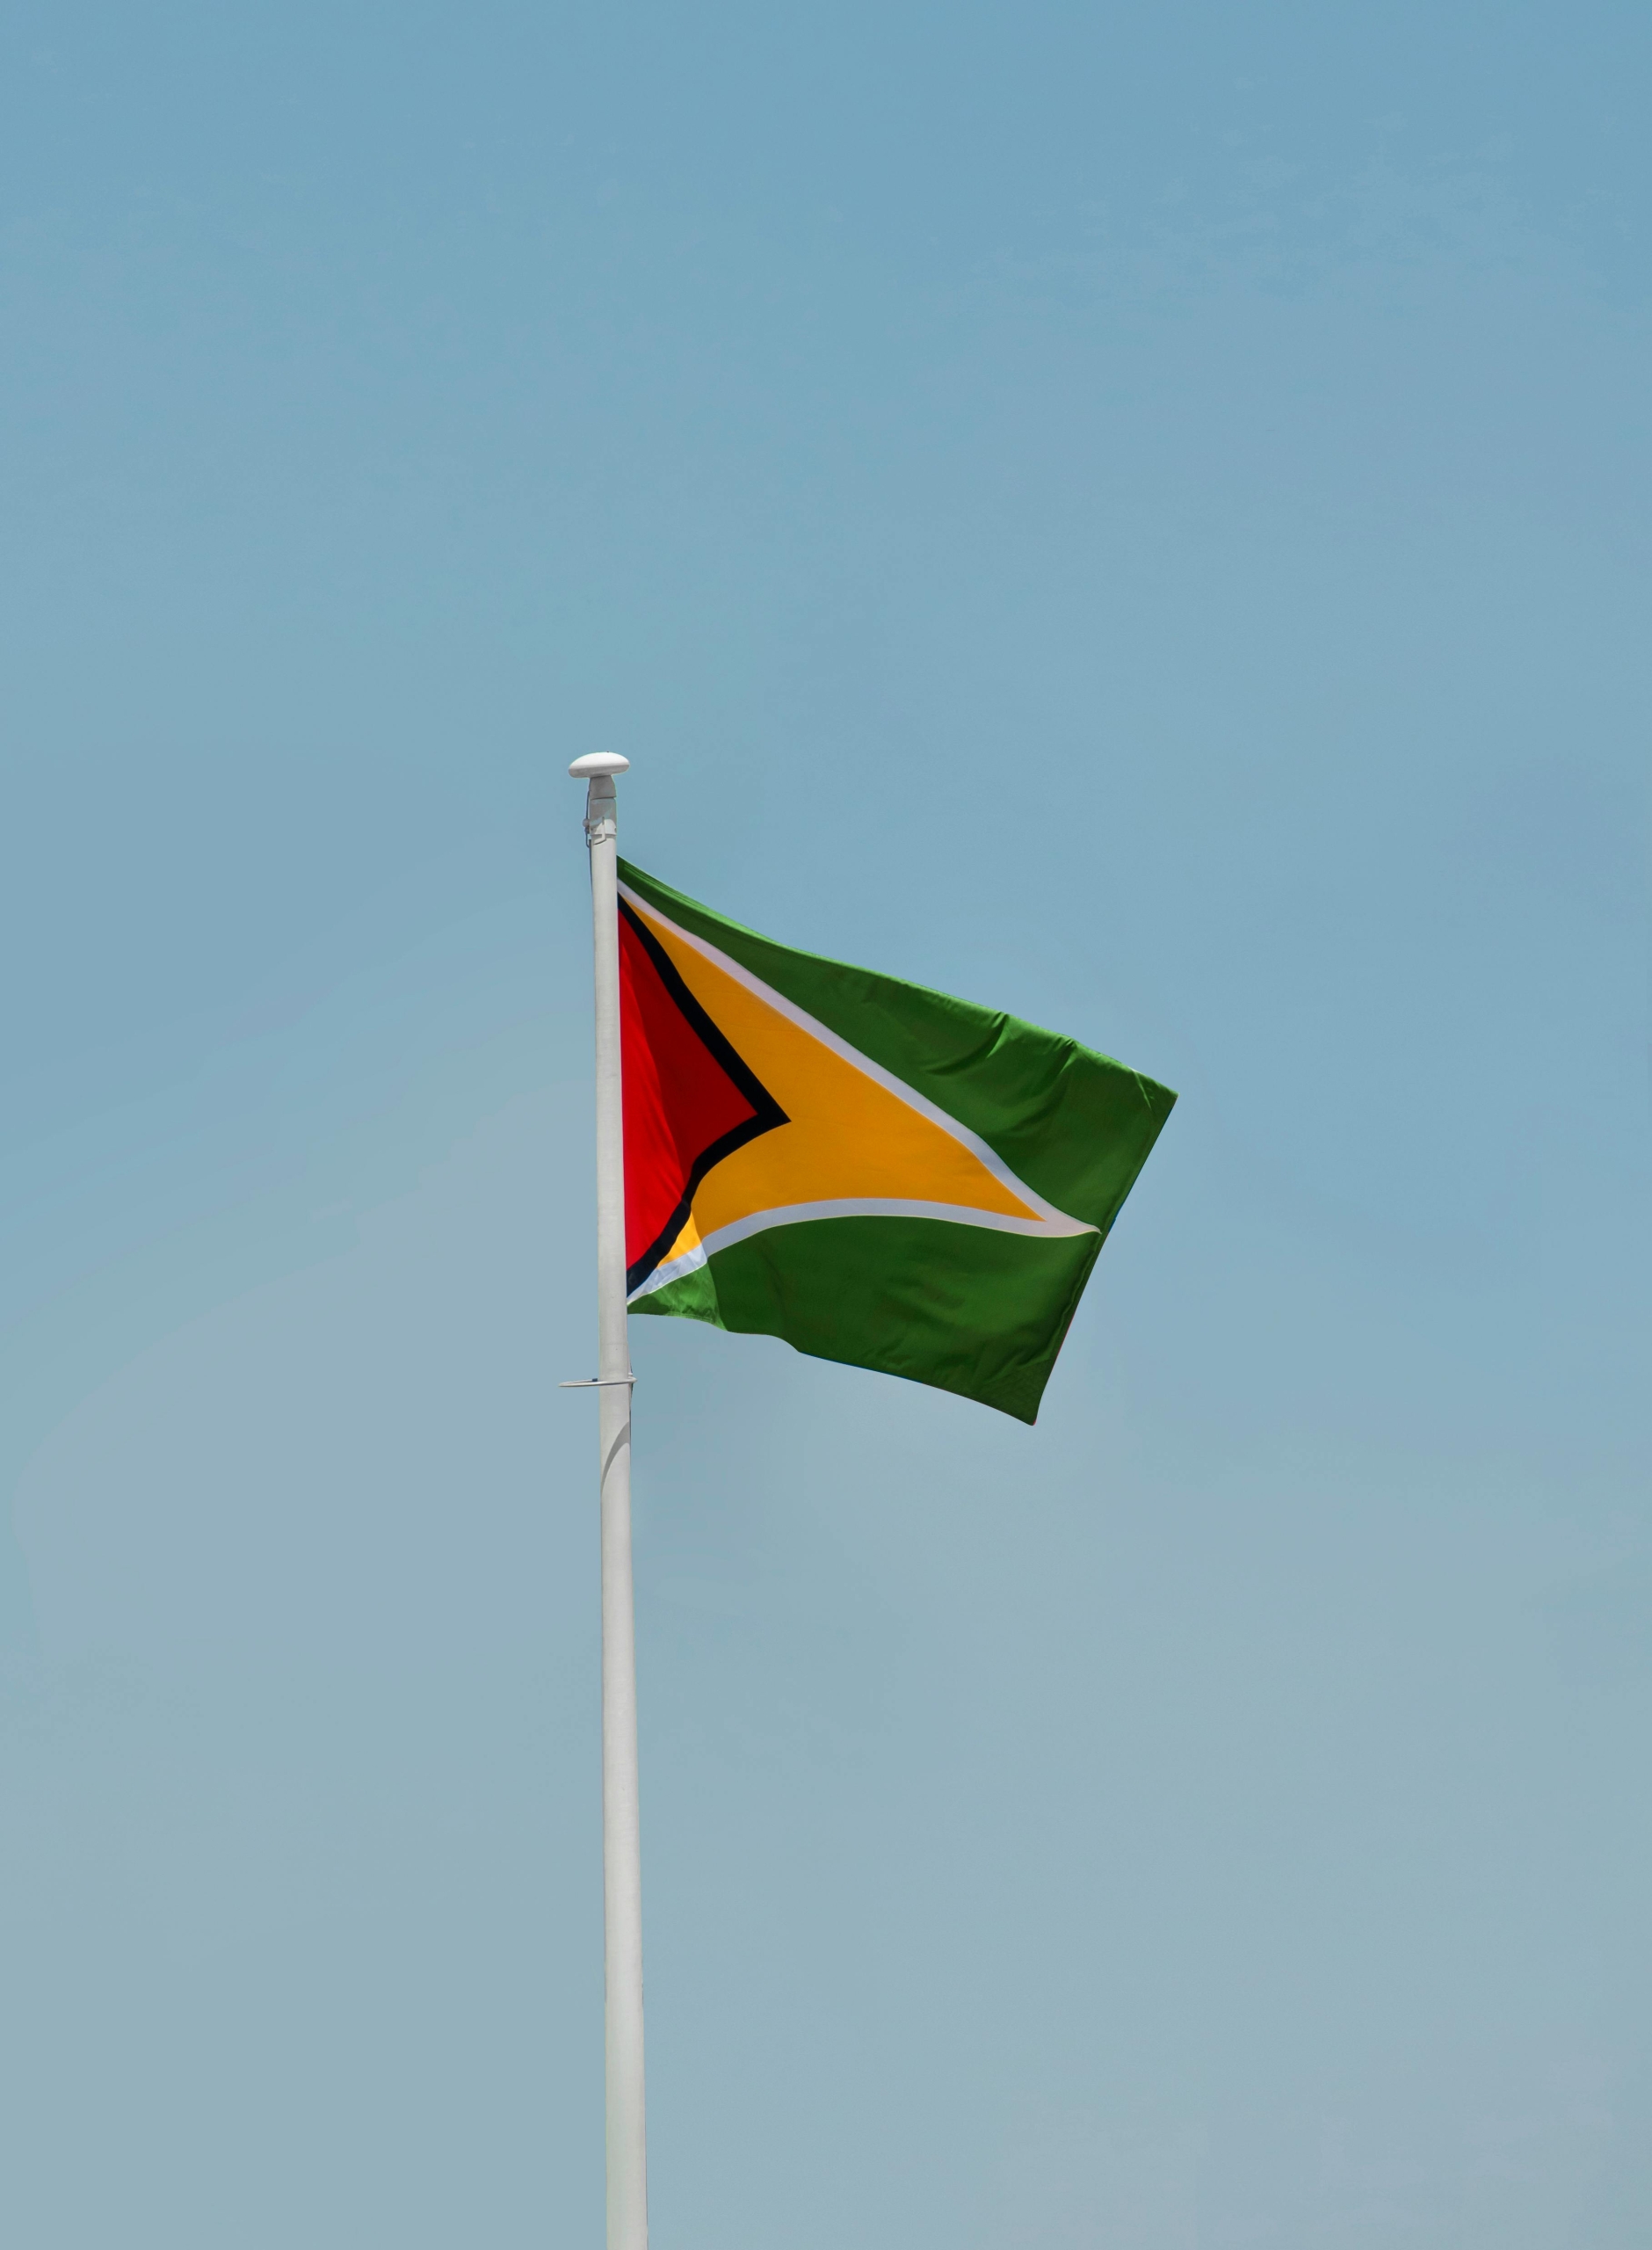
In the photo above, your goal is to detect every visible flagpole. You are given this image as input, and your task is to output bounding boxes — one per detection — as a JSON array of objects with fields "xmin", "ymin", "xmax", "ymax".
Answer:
[{"xmin": 570, "ymin": 749, "xmax": 648, "ymax": 2250}]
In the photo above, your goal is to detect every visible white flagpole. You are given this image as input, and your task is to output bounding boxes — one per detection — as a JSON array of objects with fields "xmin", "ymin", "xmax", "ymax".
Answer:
[{"xmin": 569, "ymin": 750, "xmax": 648, "ymax": 2250}]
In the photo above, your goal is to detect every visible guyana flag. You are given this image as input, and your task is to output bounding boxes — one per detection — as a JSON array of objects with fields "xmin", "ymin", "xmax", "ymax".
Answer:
[{"xmin": 619, "ymin": 860, "xmax": 1175, "ymax": 1424}]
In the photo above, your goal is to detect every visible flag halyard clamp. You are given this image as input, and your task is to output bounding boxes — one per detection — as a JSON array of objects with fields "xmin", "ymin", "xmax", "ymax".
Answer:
[{"xmin": 559, "ymin": 1375, "xmax": 637, "ymax": 1390}]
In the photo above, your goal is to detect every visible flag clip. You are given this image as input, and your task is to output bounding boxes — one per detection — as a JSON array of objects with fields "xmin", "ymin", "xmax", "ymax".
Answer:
[{"xmin": 559, "ymin": 1375, "xmax": 637, "ymax": 1390}]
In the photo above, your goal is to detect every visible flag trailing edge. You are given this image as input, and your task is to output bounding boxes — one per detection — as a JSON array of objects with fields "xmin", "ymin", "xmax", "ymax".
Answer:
[{"xmin": 617, "ymin": 858, "xmax": 1176, "ymax": 1425}]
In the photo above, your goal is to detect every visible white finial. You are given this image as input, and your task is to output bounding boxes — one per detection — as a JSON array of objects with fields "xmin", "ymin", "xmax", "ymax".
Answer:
[{"xmin": 569, "ymin": 751, "xmax": 631, "ymax": 780}]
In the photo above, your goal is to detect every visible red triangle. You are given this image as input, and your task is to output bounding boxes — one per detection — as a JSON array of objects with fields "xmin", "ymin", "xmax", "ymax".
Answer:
[{"xmin": 620, "ymin": 904, "xmax": 786, "ymax": 1289}]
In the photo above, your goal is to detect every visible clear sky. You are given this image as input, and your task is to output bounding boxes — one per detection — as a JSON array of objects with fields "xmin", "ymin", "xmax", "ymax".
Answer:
[{"xmin": 3, "ymin": 4, "xmax": 1648, "ymax": 2244}]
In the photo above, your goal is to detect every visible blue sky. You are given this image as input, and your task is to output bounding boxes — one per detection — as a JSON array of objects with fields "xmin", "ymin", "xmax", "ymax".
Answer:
[{"xmin": 3, "ymin": 5, "xmax": 1648, "ymax": 2244}]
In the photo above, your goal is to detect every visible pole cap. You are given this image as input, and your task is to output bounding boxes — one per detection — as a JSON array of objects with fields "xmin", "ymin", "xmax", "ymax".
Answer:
[{"xmin": 568, "ymin": 751, "xmax": 631, "ymax": 780}]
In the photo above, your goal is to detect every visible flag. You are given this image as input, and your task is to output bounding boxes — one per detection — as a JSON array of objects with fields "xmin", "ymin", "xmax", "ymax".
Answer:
[{"xmin": 617, "ymin": 859, "xmax": 1175, "ymax": 1423}]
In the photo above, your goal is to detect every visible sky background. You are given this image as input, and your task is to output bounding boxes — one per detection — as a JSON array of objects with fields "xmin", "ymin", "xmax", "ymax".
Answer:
[{"xmin": 3, "ymin": 4, "xmax": 1649, "ymax": 2244}]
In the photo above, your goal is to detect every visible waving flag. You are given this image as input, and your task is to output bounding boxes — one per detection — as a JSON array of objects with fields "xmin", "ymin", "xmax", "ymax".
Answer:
[{"xmin": 616, "ymin": 859, "xmax": 1175, "ymax": 1423}]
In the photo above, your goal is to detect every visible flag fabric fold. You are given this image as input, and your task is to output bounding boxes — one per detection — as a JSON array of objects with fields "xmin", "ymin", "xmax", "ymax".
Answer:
[{"xmin": 618, "ymin": 859, "xmax": 1175, "ymax": 1424}]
